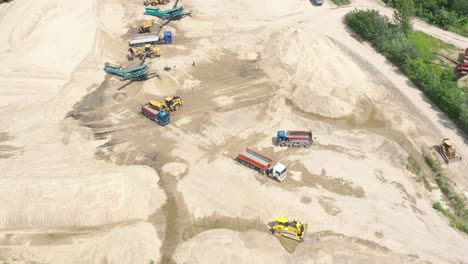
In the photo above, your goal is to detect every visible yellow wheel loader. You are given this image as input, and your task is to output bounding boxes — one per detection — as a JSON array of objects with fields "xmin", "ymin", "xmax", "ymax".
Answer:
[
  {"xmin": 149, "ymin": 96, "xmax": 184, "ymax": 112},
  {"xmin": 139, "ymin": 20, "xmax": 154, "ymax": 33},
  {"xmin": 128, "ymin": 44, "xmax": 161, "ymax": 60},
  {"xmin": 271, "ymin": 216, "xmax": 307, "ymax": 242},
  {"xmin": 439, "ymin": 138, "xmax": 462, "ymax": 163}
]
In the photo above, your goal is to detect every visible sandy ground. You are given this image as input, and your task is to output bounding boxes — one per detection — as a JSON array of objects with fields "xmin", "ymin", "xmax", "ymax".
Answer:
[{"xmin": 0, "ymin": 0, "xmax": 467, "ymax": 263}]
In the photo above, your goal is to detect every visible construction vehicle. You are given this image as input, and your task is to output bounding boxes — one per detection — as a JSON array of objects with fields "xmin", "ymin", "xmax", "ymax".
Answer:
[
  {"xmin": 145, "ymin": 0, "xmax": 191, "ymax": 20},
  {"xmin": 144, "ymin": 0, "xmax": 170, "ymax": 6},
  {"xmin": 435, "ymin": 49, "xmax": 468, "ymax": 74},
  {"xmin": 236, "ymin": 148, "xmax": 287, "ymax": 182},
  {"xmin": 129, "ymin": 31, "xmax": 172, "ymax": 47},
  {"xmin": 128, "ymin": 44, "xmax": 161, "ymax": 60},
  {"xmin": 271, "ymin": 216, "xmax": 307, "ymax": 242},
  {"xmin": 139, "ymin": 20, "xmax": 154, "ymax": 33},
  {"xmin": 439, "ymin": 138, "xmax": 462, "ymax": 163},
  {"xmin": 276, "ymin": 130, "xmax": 313, "ymax": 147},
  {"xmin": 141, "ymin": 103, "xmax": 170, "ymax": 126},
  {"xmin": 104, "ymin": 52, "xmax": 157, "ymax": 81},
  {"xmin": 149, "ymin": 96, "xmax": 183, "ymax": 111}
]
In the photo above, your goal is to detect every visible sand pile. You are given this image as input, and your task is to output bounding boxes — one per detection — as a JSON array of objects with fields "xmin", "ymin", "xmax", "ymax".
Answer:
[
  {"xmin": 0, "ymin": 0, "xmax": 166, "ymax": 228},
  {"xmin": 0, "ymin": 222, "xmax": 161, "ymax": 263},
  {"xmin": 173, "ymin": 229, "xmax": 425, "ymax": 264},
  {"xmin": 261, "ymin": 27, "xmax": 370, "ymax": 119}
]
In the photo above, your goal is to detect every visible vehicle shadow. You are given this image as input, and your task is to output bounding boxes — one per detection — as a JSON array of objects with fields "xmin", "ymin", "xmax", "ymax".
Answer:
[{"xmin": 271, "ymin": 137, "xmax": 278, "ymax": 146}]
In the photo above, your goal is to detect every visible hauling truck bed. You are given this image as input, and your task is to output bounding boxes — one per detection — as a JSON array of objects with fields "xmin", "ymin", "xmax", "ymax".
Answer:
[
  {"xmin": 237, "ymin": 148, "xmax": 272, "ymax": 171},
  {"xmin": 277, "ymin": 130, "xmax": 313, "ymax": 147}
]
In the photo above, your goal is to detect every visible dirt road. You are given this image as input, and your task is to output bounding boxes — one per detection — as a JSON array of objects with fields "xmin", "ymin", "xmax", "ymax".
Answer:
[{"xmin": 318, "ymin": 0, "xmax": 468, "ymax": 190}]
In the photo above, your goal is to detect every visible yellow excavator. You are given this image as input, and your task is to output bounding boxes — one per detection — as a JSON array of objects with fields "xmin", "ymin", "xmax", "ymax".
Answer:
[
  {"xmin": 139, "ymin": 20, "xmax": 154, "ymax": 33},
  {"xmin": 128, "ymin": 44, "xmax": 161, "ymax": 60},
  {"xmin": 439, "ymin": 138, "xmax": 462, "ymax": 163},
  {"xmin": 270, "ymin": 216, "xmax": 307, "ymax": 242},
  {"xmin": 149, "ymin": 96, "xmax": 184, "ymax": 111}
]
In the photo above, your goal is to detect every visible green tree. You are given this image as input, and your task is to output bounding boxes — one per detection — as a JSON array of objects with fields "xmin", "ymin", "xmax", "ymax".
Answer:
[
  {"xmin": 452, "ymin": 0, "xmax": 468, "ymax": 16},
  {"xmin": 459, "ymin": 93, "xmax": 468, "ymax": 131},
  {"xmin": 394, "ymin": 0, "xmax": 416, "ymax": 33}
]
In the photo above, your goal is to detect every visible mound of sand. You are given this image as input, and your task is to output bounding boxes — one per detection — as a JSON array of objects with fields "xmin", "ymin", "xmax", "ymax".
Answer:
[
  {"xmin": 261, "ymin": 28, "xmax": 370, "ymax": 118},
  {"xmin": 0, "ymin": 222, "xmax": 161, "ymax": 264},
  {"xmin": 173, "ymin": 229, "xmax": 425, "ymax": 264}
]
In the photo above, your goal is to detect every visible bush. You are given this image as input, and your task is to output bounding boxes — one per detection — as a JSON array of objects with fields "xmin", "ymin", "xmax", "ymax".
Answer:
[
  {"xmin": 331, "ymin": 0, "xmax": 350, "ymax": 6},
  {"xmin": 433, "ymin": 202, "xmax": 468, "ymax": 234},
  {"xmin": 459, "ymin": 94, "xmax": 468, "ymax": 131},
  {"xmin": 383, "ymin": 0, "xmax": 468, "ymax": 37}
]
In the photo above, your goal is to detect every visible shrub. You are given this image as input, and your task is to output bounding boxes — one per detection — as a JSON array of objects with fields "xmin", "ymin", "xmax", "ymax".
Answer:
[{"xmin": 331, "ymin": 0, "xmax": 351, "ymax": 6}]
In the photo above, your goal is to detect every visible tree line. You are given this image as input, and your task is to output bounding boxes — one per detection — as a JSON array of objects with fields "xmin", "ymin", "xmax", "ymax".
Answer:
[
  {"xmin": 383, "ymin": 0, "xmax": 468, "ymax": 36},
  {"xmin": 345, "ymin": 8, "xmax": 468, "ymax": 134}
]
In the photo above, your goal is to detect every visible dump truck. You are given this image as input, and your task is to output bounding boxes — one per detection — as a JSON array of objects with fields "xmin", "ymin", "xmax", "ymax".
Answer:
[
  {"xmin": 149, "ymin": 96, "xmax": 183, "ymax": 111},
  {"xmin": 129, "ymin": 31, "xmax": 172, "ymax": 47},
  {"xmin": 141, "ymin": 103, "xmax": 170, "ymax": 126},
  {"xmin": 439, "ymin": 138, "xmax": 462, "ymax": 163},
  {"xmin": 128, "ymin": 44, "xmax": 161, "ymax": 60},
  {"xmin": 276, "ymin": 130, "xmax": 313, "ymax": 147},
  {"xmin": 236, "ymin": 148, "xmax": 287, "ymax": 181},
  {"xmin": 138, "ymin": 20, "xmax": 154, "ymax": 33},
  {"xmin": 271, "ymin": 216, "xmax": 307, "ymax": 242},
  {"xmin": 144, "ymin": 0, "xmax": 170, "ymax": 6}
]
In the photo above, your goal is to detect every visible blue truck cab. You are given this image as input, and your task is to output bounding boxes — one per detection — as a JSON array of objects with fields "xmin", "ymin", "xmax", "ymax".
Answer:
[
  {"xmin": 164, "ymin": 31, "xmax": 172, "ymax": 44},
  {"xmin": 156, "ymin": 110, "xmax": 170, "ymax": 126}
]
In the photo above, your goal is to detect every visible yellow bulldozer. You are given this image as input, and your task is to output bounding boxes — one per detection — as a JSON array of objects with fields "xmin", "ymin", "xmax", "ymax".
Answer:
[
  {"xmin": 439, "ymin": 138, "xmax": 462, "ymax": 163},
  {"xmin": 128, "ymin": 44, "xmax": 161, "ymax": 60},
  {"xmin": 139, "ymin": 20, "xmax": 154, "ymax": 33},
  {"xmin": 270, "ymin": 216, "xmax": 307, "ymax": 242},
  {"xmin": 144, "ymin": 0, "xmax": 170, "ymax": 6},
  {"xmin": 149, "ymin": 96, "xmax": 184, "ymax": 111}
]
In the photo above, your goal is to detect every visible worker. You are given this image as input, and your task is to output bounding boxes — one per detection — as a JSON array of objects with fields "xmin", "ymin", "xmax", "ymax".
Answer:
[{"xmin": 192, "ymin": 60, "xmax": 195, "ymax": 66}]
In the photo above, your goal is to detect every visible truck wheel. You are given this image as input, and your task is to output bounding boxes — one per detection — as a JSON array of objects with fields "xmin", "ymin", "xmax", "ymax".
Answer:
[
  {"xmin": 151, "ymin": 2, "xmax": 156, "ymax": 6},
  {"xmin": 149, "ymin": 52, "xmax": 157, "ymax": 59},
  {"xmin": 174, "ymin": 104, "xmax": 180, "ymax": 111},
  {"xmin": 280, "ymin": 143, "xmax": 286, "ymax": 147}
]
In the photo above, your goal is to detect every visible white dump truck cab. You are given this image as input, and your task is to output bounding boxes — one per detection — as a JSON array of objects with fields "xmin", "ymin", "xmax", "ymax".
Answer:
[{"xmin": 269, "ymin": 163, "xmax": 287, "ymax": 182}]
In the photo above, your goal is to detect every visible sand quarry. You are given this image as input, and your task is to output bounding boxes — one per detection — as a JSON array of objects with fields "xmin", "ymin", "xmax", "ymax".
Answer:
[{"xmin": 0, "ymin": 0, "xmax": 468, "ymax": 263}]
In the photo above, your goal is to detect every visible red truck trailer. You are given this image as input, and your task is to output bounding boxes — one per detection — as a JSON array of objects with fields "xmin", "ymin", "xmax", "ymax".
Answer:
[{"xmin": 236, "ymin": 148, "xmax": 287, "ymax": 182}]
